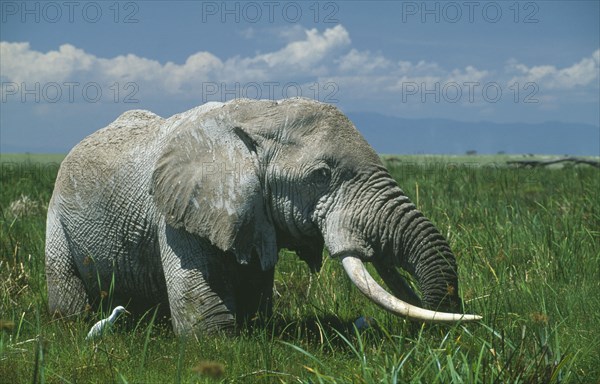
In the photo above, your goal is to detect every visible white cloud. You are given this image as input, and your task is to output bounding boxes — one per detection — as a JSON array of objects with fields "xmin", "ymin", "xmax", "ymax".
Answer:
[
  {"xmin": 1, "ymin": 29, "xmax": 597, "ymax": 107},
  {"xmin": 338, "ymin": 49, "xmax": 391, "ymax": 73},
  {"xmin": 0, "ymin": 42, "xmax": 94, "ymax": 83},
  {"xmin": 252, "ymin": 25, "xmax": 350, "ymax": 71},
  {"xmin": 98, "ymin": 53, "xmax": 165, "ymax": 82},
  {"xmin": 447, "ymin": 66, "xmax": 490, "ymax": 84},
  {"xmin": 163, "ymin": 52, "xmax": 224, "ymax": 92},
  {"xmin": 507, "ymin": 50, "xmax": 600, "ymax": 89},
  {"xmin": 0, "ymin": 25, "xmax": 350, "ymax": 95},
  {"xmin": 274, "ymin": 24, "xmax": 312, "ymax": 43}
]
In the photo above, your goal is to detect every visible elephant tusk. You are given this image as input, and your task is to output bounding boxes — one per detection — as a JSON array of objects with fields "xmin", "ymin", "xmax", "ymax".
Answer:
[
  {"xmin": 341, "ymin": 256, "xmax": 482, "ymax": 323},
  {"xmin": 372, "ymin": 260, "xmax": 422, "ymax": 307}
]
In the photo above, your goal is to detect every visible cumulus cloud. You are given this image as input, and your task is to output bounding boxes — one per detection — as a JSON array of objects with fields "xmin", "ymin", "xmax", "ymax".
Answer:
[
  {"xmin": 0, "ymin": 25, "xmax": 350, "ymax": 95},
  {"xmin": 1, "ymin": 27, "xmax": 598, "ymax": 106},
  {"xmin": 163, "ymin": 52, "xmax": 224, "ymax": 93},
  {"xmin": 0, "ymin": 42, "xmax": 94, "ymax": 83},
  {"xmin": 250, "ymin": 25, "xmax": 350, "ymax": 71},
  {"xmin": 338, "ymin": 49, "xmax": 391, "ymax": 73},
  {"xmin": 507, "ymin": 50, "xmax": 600, "ymax": 89},
  {"xmin": 447, "ymin": 66, "xmax": 490, "ymax": 84}
]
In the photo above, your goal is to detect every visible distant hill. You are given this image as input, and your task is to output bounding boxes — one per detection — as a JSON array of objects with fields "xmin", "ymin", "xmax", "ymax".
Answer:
[
  {"xmin": 2, "ymin": 110, "xmax": 598, "ymax": 156},
  {"xmin": 347, "ymin": 112, "xmax": 600, "ymax": 156}
]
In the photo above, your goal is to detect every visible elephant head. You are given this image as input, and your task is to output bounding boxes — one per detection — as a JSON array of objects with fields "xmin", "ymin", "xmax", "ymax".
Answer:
[{"xmin": 151, "ymin": 98, "xmax": 480, "ymax": 323}]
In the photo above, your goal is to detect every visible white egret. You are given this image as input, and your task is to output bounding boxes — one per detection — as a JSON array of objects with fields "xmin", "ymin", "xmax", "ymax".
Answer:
[{"xmin": 86, "ymin": 306, "xmax": 130, "ymax": 340}]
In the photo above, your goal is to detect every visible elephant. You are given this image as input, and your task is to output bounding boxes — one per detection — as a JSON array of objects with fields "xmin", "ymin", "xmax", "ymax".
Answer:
[{"xmin": 45, "ymin": 98, "xmax": 480, "ymax": 335}]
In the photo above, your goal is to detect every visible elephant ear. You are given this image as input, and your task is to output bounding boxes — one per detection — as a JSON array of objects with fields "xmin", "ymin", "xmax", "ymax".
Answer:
[{"xmin": 151, "ymin": 110, "xmax": 278, "ymax": 271}]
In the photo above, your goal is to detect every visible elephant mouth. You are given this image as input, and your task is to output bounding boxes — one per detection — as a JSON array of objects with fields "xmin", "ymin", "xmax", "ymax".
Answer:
[{"xmin": 337, "ymin": 253, "xmax": 482, "ymax": 323}]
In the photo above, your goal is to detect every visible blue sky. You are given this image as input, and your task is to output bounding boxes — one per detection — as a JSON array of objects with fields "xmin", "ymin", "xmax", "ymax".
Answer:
[{"xmin": 1, "ymin": 1, "xmax": 599, "ymax": 153}]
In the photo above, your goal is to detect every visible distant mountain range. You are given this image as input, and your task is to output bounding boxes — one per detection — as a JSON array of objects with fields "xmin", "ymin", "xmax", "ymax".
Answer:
[
  {"xmin": 2, "ymin": 111, "xmax": 598, "ymax": 156},
  {"xmin": 347, "ymin": 112, "xmax": 600, "ymax": 156}
]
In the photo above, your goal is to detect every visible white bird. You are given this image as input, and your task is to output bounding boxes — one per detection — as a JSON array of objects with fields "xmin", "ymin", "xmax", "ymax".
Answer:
[{"xmin": 86, "ymin": 306, "xmax": 130, "ymax": 340}]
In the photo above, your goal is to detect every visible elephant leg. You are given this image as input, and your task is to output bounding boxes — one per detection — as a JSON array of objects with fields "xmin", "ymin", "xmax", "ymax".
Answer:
[
  {"xmin": 233, "ymin": 256, "xmax": 275, "ymax": 326},
  {"xmin": 159, "ymin": 222, "xmax": 236, "ymax": 335},
  {"xmin": 45, "ymin": 220, "xmax": 89, "ymax": 317}
]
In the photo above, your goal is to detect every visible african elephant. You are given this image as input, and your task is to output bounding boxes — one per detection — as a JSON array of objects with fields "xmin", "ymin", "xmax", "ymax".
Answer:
[{"xmin": 45, "ymin": 98, "xmax": 480, "ymax": 335}]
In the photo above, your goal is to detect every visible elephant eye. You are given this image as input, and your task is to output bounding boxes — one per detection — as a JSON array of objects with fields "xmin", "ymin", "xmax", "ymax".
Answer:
[{"xmin": 309, "ymin": 165, "xmax": 331, "ymax": 187}]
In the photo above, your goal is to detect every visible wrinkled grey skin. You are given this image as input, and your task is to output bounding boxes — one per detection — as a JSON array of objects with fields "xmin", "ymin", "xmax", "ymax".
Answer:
[{"xmin": 46, "ymin": 98, "xmax": 464, "ymax": 334}]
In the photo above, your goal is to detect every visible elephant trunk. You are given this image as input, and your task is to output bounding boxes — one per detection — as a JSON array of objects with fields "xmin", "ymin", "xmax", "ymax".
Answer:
[
  {"xmin": 379, "ymin": 194, "xmax": 461, "ymax": 312},
  {"xmin": 323, "ymin": 167, "xmax": 481, "ymax": 322}
]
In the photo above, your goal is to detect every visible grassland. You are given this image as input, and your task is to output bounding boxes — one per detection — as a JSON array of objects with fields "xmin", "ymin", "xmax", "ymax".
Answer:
[{"xmin": 1, "ymin": 154, "xmax": 599, "ymax": 383}]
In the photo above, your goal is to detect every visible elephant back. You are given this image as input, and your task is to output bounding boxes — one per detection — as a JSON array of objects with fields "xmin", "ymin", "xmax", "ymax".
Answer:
[{"xmin": 52, "ymin": 110, "xmax": 165, "ymax": 216}]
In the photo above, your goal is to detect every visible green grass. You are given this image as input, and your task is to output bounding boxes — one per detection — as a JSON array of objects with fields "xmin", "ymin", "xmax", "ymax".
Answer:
[
  {"xmin": 1, "ymin": 155, "xmax": 599, "ymax": 383},
  {"xmin": 0, "ymin": 153, "xmax": 66, "ymax": 164}
]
